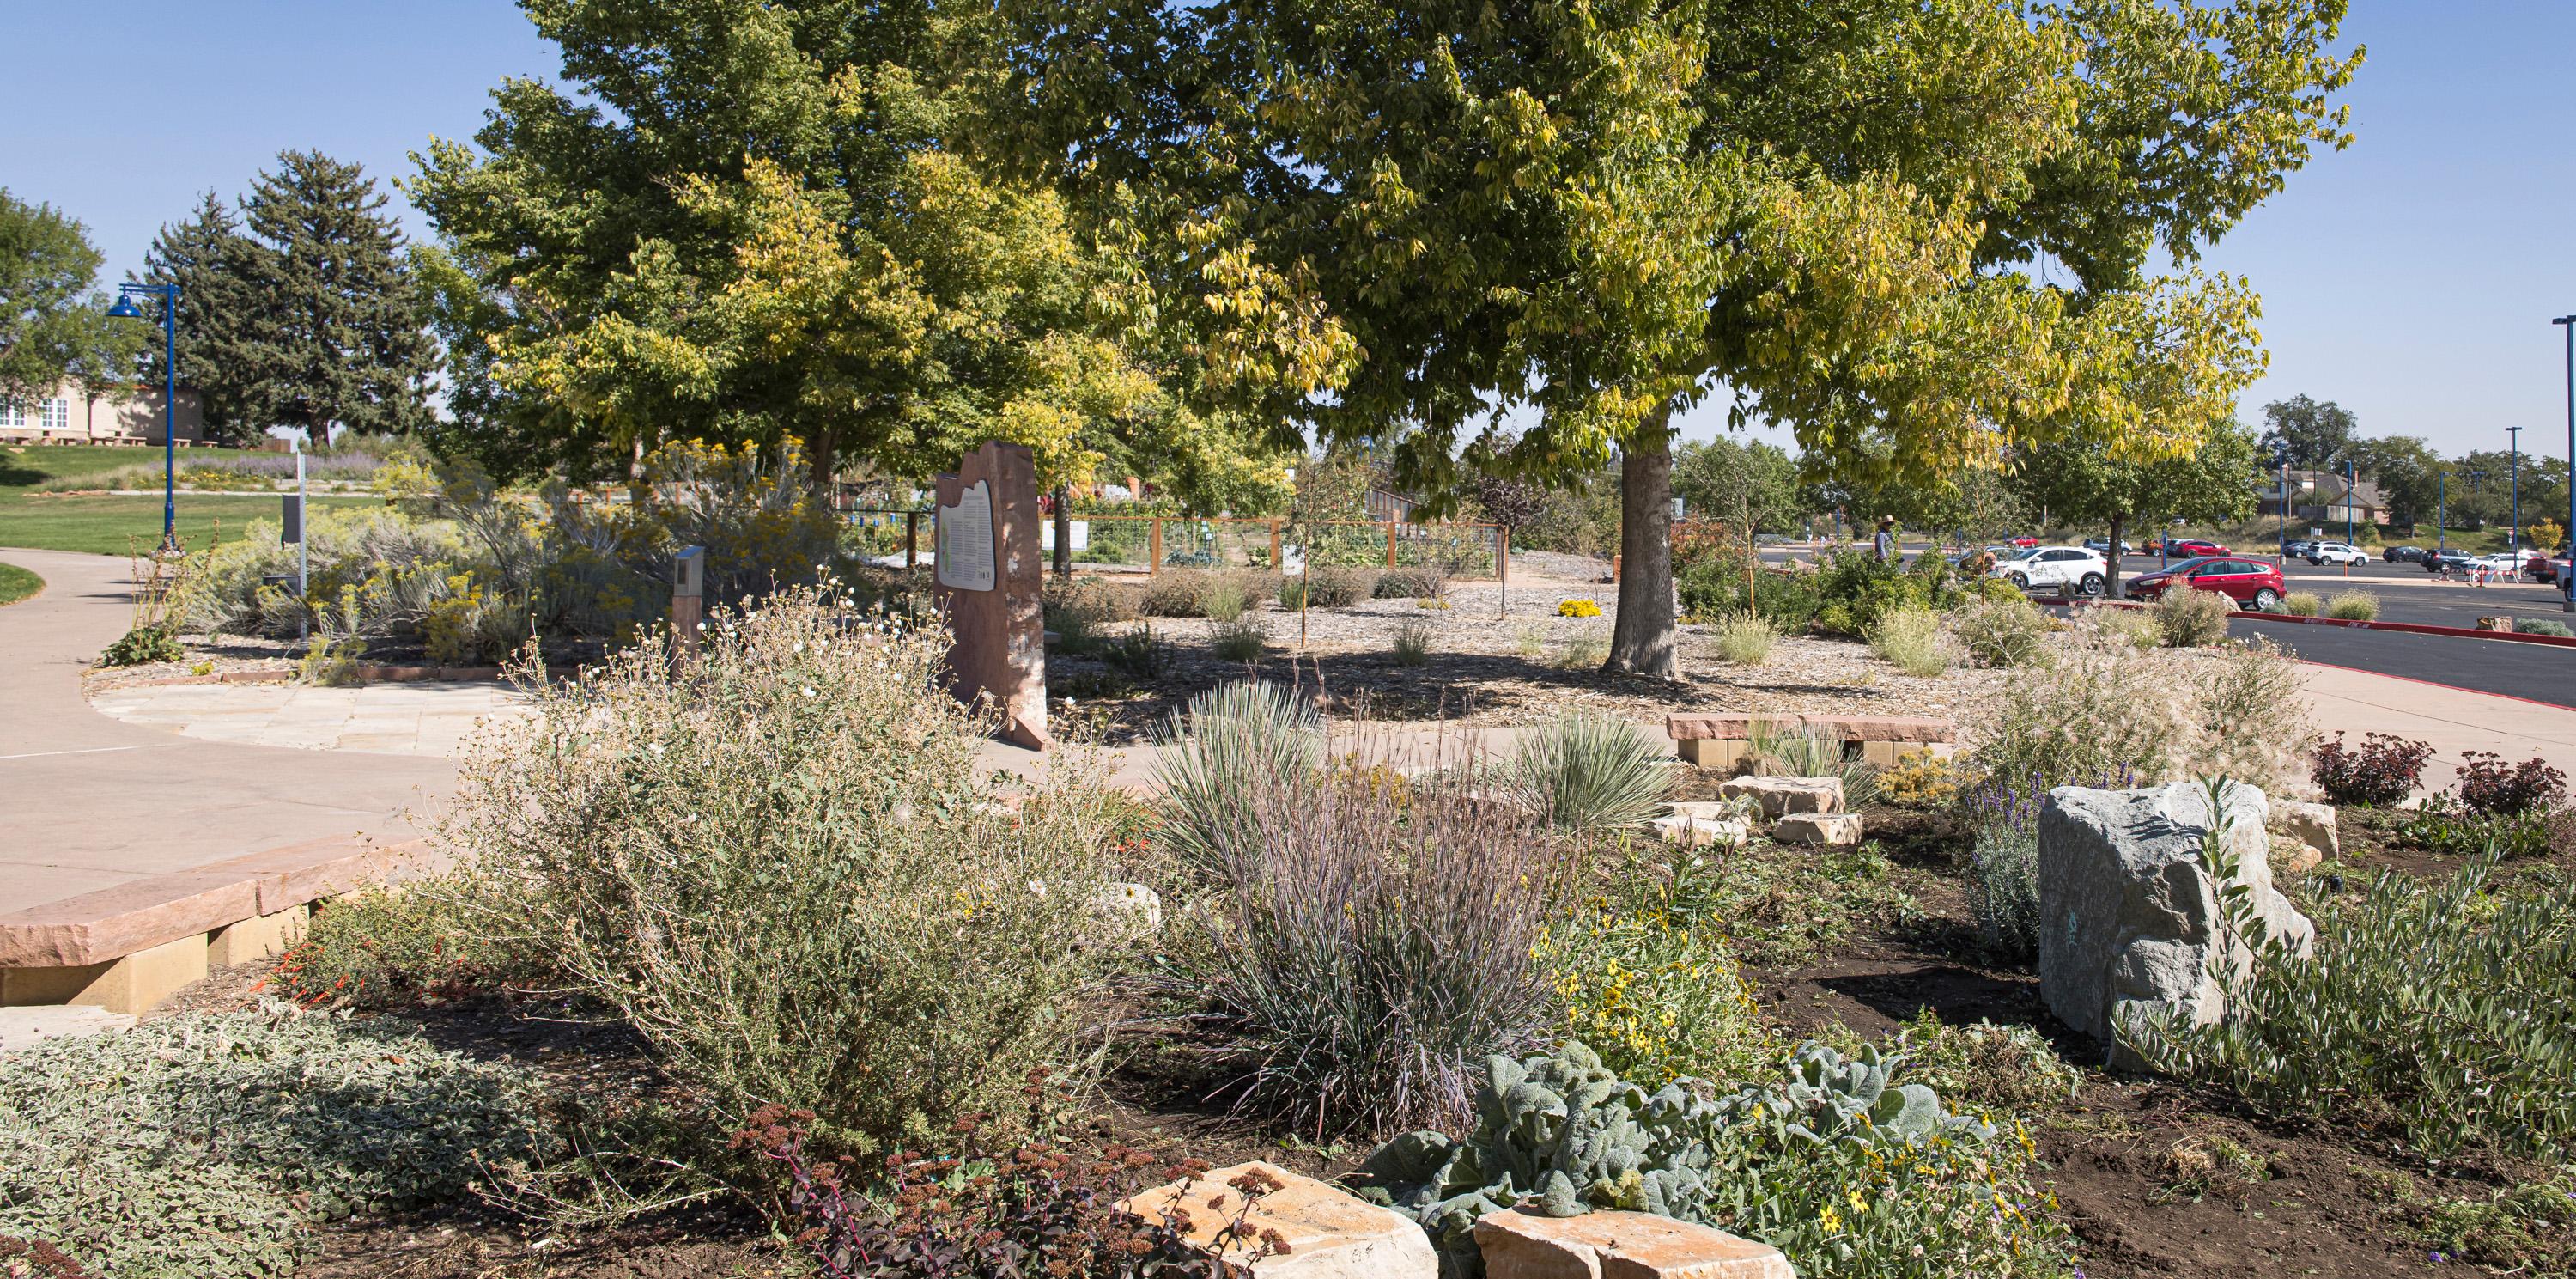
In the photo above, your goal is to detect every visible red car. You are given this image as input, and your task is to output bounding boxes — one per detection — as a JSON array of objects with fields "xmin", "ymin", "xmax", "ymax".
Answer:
[
  {"xmin": 2164, "ymin": 539, "xmax": 2230, "ymax": 558},
  {"xmin": 2003, "ymin": 534, "xmax": 2039, "ymax": 548},
  {"xmin": 2123, "ymin": 556, "xmax": 2287, "ymax": 611}
]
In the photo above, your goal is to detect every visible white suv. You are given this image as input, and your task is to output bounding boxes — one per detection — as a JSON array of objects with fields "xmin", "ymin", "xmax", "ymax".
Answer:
[
  {"xmin": 2307, "ymin": 542, "xmax": 2371, "ymax": 566},
  {"xmin": 1991, "ymin": 545, "xmax": 2111, "ymax": 595}
]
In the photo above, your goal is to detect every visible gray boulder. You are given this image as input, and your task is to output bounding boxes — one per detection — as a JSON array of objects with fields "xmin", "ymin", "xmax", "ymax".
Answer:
[{"xmin": 2037, "ymin": 782, "xmax": 2314, "ymax": 1069}]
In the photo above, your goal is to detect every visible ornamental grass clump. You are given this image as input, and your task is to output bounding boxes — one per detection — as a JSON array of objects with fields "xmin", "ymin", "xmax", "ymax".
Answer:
[
  {"xmin": 1162, "ymin": 700, "xmax": 1560, "ymax": 1134},
  {"xmin": 1503, "ymin": 710, "xmax": 1672, "ymax": 838},
  {"xmin": 1947, "ymin": 598, "xmax": 2050, "ymax": 667},
  {"xmin": 437, "ymin": 588, "xmax": 1121, "ymax": 1154},
  {"xmin": 1705, "ymin": 612, "xmax": 1775, "ymax": 666},
  {"xmin": 1867, "ymin": 602, "xmax": 1951, "ymax": 676},
  {"xmin": 2325, "ymin": 589, "xmax": 2379, "ymax": 621},
  {"xmin": 2154, "ymin": 587, "xmax": 2231, "ymax": 646},
  {"xmin": 2282, "ymin": 591, "xmax": 2322, "ymax": 617}
]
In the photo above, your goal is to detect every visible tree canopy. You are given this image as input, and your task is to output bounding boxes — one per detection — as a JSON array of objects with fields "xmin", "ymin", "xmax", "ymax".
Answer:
[
  {"xmin": 2259, "ymin": 393, "xmax": 2359, "ymax": 469},
  {"xmin": 0, "ymin": 190, "xmax": 139, "ymax": 412}
]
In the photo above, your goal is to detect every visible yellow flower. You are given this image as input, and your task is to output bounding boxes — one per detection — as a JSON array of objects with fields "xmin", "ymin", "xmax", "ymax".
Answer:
[{"xmin": 1817, "ymin": 1207, "xmax": 1842, "ymax": 1233}]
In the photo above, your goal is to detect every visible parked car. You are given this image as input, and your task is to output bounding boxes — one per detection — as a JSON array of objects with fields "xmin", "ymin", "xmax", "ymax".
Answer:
[
  {"xmin": 2422, "ymin": 549, "xmax": 2474, "ymax": 575},
  {"xmin": 2281, "ymin": 539, "xmax": 2318, "ymax": 559},
  {"xmin": 2307, "ymin": 542, "xmax": 2371, "ymax": 566},
  {"xmin": 2382, "ymin": 545, "xmax": 2427, "ymax": 563},
  {"xmin": 2122, "ymin": 556, "xmax": 2287, "ymax": 610},
  {"xmin": 2082, "ymin": 537, "xmax": 2137, "ymax": 555},
  {"xmin": 1991, "ymin": 545, "xmax": 2111, "ymax": 595},
  {"xmin": 2002, "ymin": 533, "xmax": 2040, "ymax": 549},
  {"xmin": 2167, "ymin": 539, "xmax": 2231, "ymax": 558},
  {"xmin": 2526, "ymin": 553, "xmax": 2561, "ymax": 584}
]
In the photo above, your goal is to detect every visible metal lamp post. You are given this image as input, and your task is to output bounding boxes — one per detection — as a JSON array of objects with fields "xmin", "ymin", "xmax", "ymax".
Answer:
[
  {"xmin": 2438, "ymin": 471, "xmax": 2449, "ymax": 553},
  {"xmin": 106, "ymin": 283, "xmax": 180, "ymax": 549},
  {"xmin": 2506, "ymin": 423, "xmax": 2523, "ymax": 554},
  {"xmin": 2556, "ymin": 315, "xmax": 2576, "ymax": 609}
]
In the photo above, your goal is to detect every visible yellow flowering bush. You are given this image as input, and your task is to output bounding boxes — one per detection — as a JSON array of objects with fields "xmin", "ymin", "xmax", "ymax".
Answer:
[
  {"xmin": 1537, "ymin": 911, "xmax": 1771, "ymax": 1087},
  {"xmin": 1558, "ymin": 598, "xmax": 1603, "ymax": 618},
  {"xmin": 1710, "ymin": 1113, "xmax": 2073, "ymax": 1277},
  {"xmin": 1877, "ymin": 752, "xmax": 1966, "ymax": 809}
]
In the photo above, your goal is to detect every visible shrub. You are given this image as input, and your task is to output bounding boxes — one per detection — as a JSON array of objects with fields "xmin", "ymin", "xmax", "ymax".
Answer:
[
  {"xmin": 1280, "ymin": 565, "xmax": 1373, "ymax": 609},
  {"xmin": 2129, "ymin": 854, "xmax": 2576, "ymax": 1159},
  {"xmin": 1503, "ymin": 710, "xmax": 1673, "ymax": 837},
  {"xmin": 1948, "ymin": 598, "xmax": 2050, "ymax": 667},
  {"xmin": 100, "ymin": 625, "xmax": 183, "ymax": 667},
  {"xmin": 1200, "ymin": 575, "xmax": 1250, "ymax": 623},
  {"xmin": 1960, "ymin": 775, "xmax": 2063, "ymax": 962},
  {"xmin": 1044, "ymin": 577, "xmax": 1119, "ymax": 655},
  {"xmin": 1705, "ymin": 612, "xmax": 1775, "ymax": 666},
  {"xmin": 1376, "ymin": 566, "xmax": 1441, "ymax": 599},
  {"xmin": 270, "ymin": 876, "xmax": 539, "ymax": 1006},
  {"xmin": 2154, "ymin": 588, "xmax": 2231, "ymax": 646},
  {"xmin": 1868, "ymin": 603, "xmax": 1952, "ymax": 676},
  {"xmin": 1209, "ymin": 615, "xmax": 1266, "ymax": 661},
  {"xmin": 2311, "ymin": 731, "xmax": 2435, "ymax": 807},
  {"xmin": 2282, "ymin": 591, "xmax": 2322, "ymax": 617},
  {"xmin": 1534, "ymin": 915, "xmax": 1772, "ymax": 1087},
  {"xmin": 2455, "ymin": 750, "xmax": 2568, "ymax": 815},
  {"xmin": 1554, "ymin": 628, "xmax": 1609, "ymax": 668},
  {"xmin": 2324, "ymin": 589, "xmax": 2379, "ymax": 621},
  {"xmin": 1877, "ymin": 752, "xmax": 1965, "ymax": 809},
  {"xmin": 1178, "ymin": 724, "xmax": 1561, "ymax": 1133},
  {"xmin": 2394, "ymin": 796, "xmax": 2554, "ymax": 860},
  {"xmin": 1138, "ymin": 569, "xmax": 1212, "ymax": 617},
  {"xmin": 2065, "ymin": 605, "xmax": 2159, "ymax": 653},
  {"xmin": 2516, "ymin": 616, "xmax": 2575, "ymax": 637},
  {"xmin": 0, "ymin": 1000, "xmax": 542, "ymax": 1277},
  {"xmin": 436, "ymin": 589, "xmax": 1117, "ymax": 1154},
  {"xmin": 1100, "ymin": 624, "xmax": 1170, "ymax": 679},
  {"xmin": 1558, "ymin": 597, "xmax": 1603, "ymax": 618},
  {"xmin": 1969, "ymin": 638, "xmax": 2308, "ymax": 797},
  {"xmin": 1511, "ymin": 623, "xmax": 1548, "ymax": 657}
]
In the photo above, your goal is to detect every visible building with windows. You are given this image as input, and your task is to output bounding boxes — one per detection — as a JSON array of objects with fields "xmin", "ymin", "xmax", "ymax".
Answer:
[
  {"xmin": 2256, "ymin": 468, "xmax": 2385, "ymax": 527},
  {"xmin": 0, "ymin": 381, "xmax": 204, "ymax": 446}
]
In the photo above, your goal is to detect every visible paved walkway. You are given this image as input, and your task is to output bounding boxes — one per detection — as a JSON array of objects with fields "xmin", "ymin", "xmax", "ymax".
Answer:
[
  {"xmin": 0, "ymin": 549, "xmax": 453, "ymax": 917},
  {"xmin": 2298, "ymin": 662, "xmax": 2576, "ymax": 790},
  {"xmin": 90, "ymin": 680, "xmax": 526, "ymax": 756}
]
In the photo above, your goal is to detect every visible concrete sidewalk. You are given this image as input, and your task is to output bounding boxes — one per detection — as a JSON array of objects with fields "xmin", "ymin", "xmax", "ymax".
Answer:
[
  {"xmin": 0, "ymin": 548, "xmax": 453, "ymax": 917},
  {"xmin": 2297, "ymin": 661, "xmax": 2576, "ymax": 790}
]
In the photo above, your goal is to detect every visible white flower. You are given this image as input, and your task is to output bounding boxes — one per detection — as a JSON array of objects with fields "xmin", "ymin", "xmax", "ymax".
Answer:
[
  {"xmin": 1028, "ymin": 879, "xmax": 1046, "ymax": 897},
  {"xmin": 800, "ymin": 686, "xmax": 816, "ymax": 698}
]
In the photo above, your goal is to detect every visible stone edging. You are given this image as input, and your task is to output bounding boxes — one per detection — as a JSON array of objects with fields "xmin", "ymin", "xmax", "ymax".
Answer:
[
  {"xmin": 108, "ymin": 666, "xmax": 510, "ymax": 689},
  {"xmin": 0, "ymin": 835, "xmax": 439, "ymax": 970}
]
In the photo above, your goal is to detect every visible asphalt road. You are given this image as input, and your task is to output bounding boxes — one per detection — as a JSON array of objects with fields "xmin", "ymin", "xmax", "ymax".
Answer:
[{"xmin": 2225, "ymin": 616, "xmax": 2576, "ymax": 710}]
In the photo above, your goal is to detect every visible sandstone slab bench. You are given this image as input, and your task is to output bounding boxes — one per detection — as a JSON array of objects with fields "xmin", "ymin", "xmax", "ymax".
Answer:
[
  {"xmin": 0, "ymin": 836, "xmax": 440, "ymax": 1014},
  {"xmin": 1664, "ymin": 713, "xmax": 1958, "ymax": 770}
]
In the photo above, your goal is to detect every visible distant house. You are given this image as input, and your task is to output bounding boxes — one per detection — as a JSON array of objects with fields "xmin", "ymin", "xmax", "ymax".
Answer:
[
  {"xmin": 2256, "ymin": 468, "xmax": 2385, "ymax": 527},
  {"xmin": 0, "ymin": 380, "xmax": 204, "ymax": 446}
]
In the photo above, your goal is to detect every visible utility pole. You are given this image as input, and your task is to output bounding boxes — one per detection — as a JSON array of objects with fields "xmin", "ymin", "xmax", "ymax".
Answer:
[
  {"xmin": 2507, "ymin": 424, "xmax": 2524, "ymax": 555},
  {"xmin": 2555, "ymin": 314, "xmax": 2576, "ymax": 610}
]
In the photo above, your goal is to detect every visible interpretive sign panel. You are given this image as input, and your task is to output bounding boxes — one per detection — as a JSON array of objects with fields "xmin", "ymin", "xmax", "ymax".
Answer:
[
  {"xmin": 937, "ymin": 481, "xmax": 998, "ymax": 592},
  {"xmin": 931, "ymin": 443, "xmax": 1048, "ymax": 750}
]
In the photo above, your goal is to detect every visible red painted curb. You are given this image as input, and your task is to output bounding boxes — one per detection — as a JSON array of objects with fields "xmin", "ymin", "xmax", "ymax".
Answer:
[{"xmin": 2075, "ymin": 598, "xmax": 2576, "ymax": 649}]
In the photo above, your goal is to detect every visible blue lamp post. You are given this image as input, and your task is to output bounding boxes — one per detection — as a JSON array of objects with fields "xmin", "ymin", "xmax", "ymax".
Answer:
[
  {"xmin": 2506, "ymin": 423, "xmax": 2523, "ymax": 555},
  {"xmin": 2556, "ymin": 314, "xmax": 2576, "ymax": 610},
  {"xmin": 2437, "ymin": 471, "xmax": 2449, "ymax": 553},
  {"xmin": 106, "ymin": 283, "xmax": 180, "ymax": 550}
]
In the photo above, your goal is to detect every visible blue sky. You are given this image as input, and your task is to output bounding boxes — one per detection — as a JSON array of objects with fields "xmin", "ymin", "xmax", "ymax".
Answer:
[{"xmin": 5, "ymin": 0, "xmax": 2571, "ymax": 465}]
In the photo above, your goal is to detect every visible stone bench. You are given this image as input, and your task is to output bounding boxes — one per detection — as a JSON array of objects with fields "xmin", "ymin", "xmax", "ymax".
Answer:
[
  {"xmin": 0, "ymin": 836, "xmax": 440, "ymax": 1014},
  {"xmin": 1664, "ymin": 713, "xmax": 1958, "ymax": 770}
]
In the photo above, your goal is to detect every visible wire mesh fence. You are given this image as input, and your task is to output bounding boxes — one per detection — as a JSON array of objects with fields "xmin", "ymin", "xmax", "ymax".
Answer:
[{"xmin": 830, "ymin": 508, "xmax": 1509, "ymax": 580}]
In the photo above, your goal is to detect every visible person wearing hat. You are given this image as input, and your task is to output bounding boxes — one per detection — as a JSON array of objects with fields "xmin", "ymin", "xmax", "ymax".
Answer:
[{"xmin": 1873, "ymin": 516, "xmax": 1895, "ymax": 563}]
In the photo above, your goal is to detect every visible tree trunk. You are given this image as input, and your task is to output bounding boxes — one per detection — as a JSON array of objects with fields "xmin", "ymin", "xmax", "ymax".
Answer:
[
  {"xmin": 1606, "ymin": 418, "xmax": 1680, "ymax": 679},
  {"xmin": 806, "ymin": 426, "xmax": 838, "ymax": 500},
  {"xmin": 1053, "ymin": 484, "xmax": 1072, "ymax": 578},
  {"xmin": 2107, "ymin": 512, "xmax": 2125, "ymax": 599}
]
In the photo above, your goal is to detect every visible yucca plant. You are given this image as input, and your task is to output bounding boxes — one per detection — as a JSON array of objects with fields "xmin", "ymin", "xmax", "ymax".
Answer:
[
  {"xmin": 1504, "ymin": 710, "xmax": 1674, "ymax": 838},
  {"xmin": 1149, "ymin": 680, "xmax": 1326, "ymax": 878},
  {"xmin": 1746, "ymin": 720, "xmax": 1880, "ymax": 806}
]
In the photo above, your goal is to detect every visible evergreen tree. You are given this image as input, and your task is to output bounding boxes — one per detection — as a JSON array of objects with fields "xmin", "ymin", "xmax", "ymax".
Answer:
[
  {"xmin": 134, "ymin": 192, "xmax": 267, "ymax": 444},
  {"xmin": 236, "ymin": 151, "xmax": 436, "ymax": 442}
]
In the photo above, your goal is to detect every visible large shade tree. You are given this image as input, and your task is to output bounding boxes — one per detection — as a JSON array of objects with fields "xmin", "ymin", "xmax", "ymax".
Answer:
[
  {"xmin": 1000, "ymin": 0, "xmax": 2360, "ymax": 675},
  {"xmin": 408, "ymin": 0, "xmax": 1328, "ymax": 509},
  {"xmin": 0, "ymin": 191, "xmax": 140, "ymax": 417},
  {"xmin": 2011, "ymin": 418, "xmax": 2262, "ymax": 591}
]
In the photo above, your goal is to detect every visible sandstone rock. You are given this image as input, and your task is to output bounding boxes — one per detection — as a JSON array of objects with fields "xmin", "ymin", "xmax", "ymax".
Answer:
[
  {"xmin": 2274, "ymin": 801, "xmax": 2339, "ymax": 861},
  {"xmin": 2038, "ymin": 783, "xmax": 2316, "ymax": 1069},
  {"xmin": 1770, "ymin": 813, "xmax": 1862, "ymax": 844},
  {"xmin": 1666, "ymin": 801, "xmax": 1752, "ymax": 821},
  {"xmin": 1716, "ymin": 777, "xmax": 1843, "ymax": 817},
  {"xmin": 1094, "ymin": 882, "xmax": 1163, "ymax": 933},
  {"xmin": 1473, "ymin": 1208, "xmax": 1794, "ymax": 1279},
  {"xmin": 1650, "ymin": 815, "xmax": 1749, "ymax": 848},
  {"xmin": 1118, "ymin": 1161, "xmax": 1437, "ymax": 1279}
]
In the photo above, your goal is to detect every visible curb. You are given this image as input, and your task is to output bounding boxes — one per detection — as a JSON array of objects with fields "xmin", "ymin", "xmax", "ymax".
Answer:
[
  {"xmin": 2070, "ymin": 598, "xmax": 2576, "ymax": 649},
  {"xmin": 111, "ymin": 666, "xmax": 513, "ymax": 689}
]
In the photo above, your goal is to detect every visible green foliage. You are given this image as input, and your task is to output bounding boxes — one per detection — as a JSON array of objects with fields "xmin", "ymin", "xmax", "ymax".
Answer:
[
  {"xmin": 1868, "ymin": 603, "xmax": 1952, "ymax": 676},
  {"xmin": 1704, "ymin": 612, "xmax": 1774, "ymax": 666},
  {"xmin": 1100, "ymin": 623, "xmax": 1170, "ymax": 679},
  {"xmin": 2392, "ymin": 796, "xmax": 2555, "ymax": 861},
  {"xmin": 270, "ymin": 878, "xmax": 542, "ymax": 1007},
  {"xmin": 1673, "ymin": 438, "xmax": 1801, "ymax": 534},
  {"xmin": 1375, "ymin": 565, "xmax": 1441, "ymax": 599},
  {"xmin": 2517, "ymin": 616, "xmax": 2575, "ymax": 637},
  {"xmin": 1655, "ymin": 842, "xmax": 1914, "ymax": 967},
  {"xmin": 1552, "ymin": 626, "xmax": 1610, "ymax": 669},
  {"xmin": 0, "ymin": 1000, "xmax": 542, "ymax": 1278},
  {"xmin": 0, "ymin": 187, "xmax": 141, "ymax": 409},
  {"xmin": 1537, "ymin": 913, "xmax": 1772, "ymax": 1088},
  {"xmin": 1503, "ymin": 710, "xmax": 1673, "ymax": 837},
  {"xmin": 100, "ymin": 625, "xmax": 183, "ymax": 667},
  {"xmin": 2281, "ymin": 590, "xmax": 2320, "ymax": 616},
  {"xmin": 1138, "ymin": 570, "xmax": 1214, "ymax": 617},
  {"xmin": 434, "ymin": 591, "xmax": 1119, "ymax": 1154},
  {"xmin": 2258, "ymin": 395, "xmax": 2357, "ymax": 470},
  {"xmin": 2366, "ymin": 1165, "xmax": 2576, "ymax": 1272},
  {"xmin": 1149, "ymin": 680, "xmax": 1327, "ymax": 878},
  {"xmin": 2129, "ymin": 851, "xmax": 2576, "ymax": 1159},
  {"xmin": 1895, "ymin": 1010, "xmax": 2081, "ymax": 1112},
  {"xmin": 1970, "ymin": 820, "xmax": 2042, "ymax": 963},
  {"xmin": 1279, "ymin": 564, "xmax": 1372, "ymax": 608},
  {"xmin": 233, "ymin": 152, "xmax": 438, "ymax": 440},
  {"xmin": 2324, "ymin": 589, "xmax": 2378, "ymax": 621}
]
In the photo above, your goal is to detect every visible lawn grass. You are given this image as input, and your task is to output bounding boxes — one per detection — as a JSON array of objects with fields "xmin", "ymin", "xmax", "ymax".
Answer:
[
  {"xmin": 0, "ymin": 560, "xmax": 39, "ymax": 606},
  {"xmin": 0, "ymin": 443, "xmax": 374, "ymax": 556}
]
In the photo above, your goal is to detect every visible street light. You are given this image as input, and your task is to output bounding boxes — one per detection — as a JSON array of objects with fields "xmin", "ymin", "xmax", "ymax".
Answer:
[
  {"xmin": 2506, "ymin": 423, "xmax": 2523, "ymax": 554},
  {"xmin": 2272, "ymin": 443, "xmax": 2289, "ymax": 558},
  {"xmin": 2438, "ymin": 471, "xmax": 2450, "ymax": 553},
  {"xmin": 2556, "ymin": 314, "xmax": 2576, "ymax": 611},
  {"xmin": 106, "ymin": 283, "xmax": 180, "ymax": 549}
]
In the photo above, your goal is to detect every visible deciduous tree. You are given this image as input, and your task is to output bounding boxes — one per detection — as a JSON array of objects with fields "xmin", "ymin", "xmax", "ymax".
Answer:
[
  {"xmin": 0, "ymin": 191, "xmax": 139, "ymax": 415},
  {"xmin": 2012, "ymin": 418, "xmax": 2261, "ymax": 590},
  {"xmin": 2258, "ymin": 394, "xmax": 2358, "ymax": 469}
]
